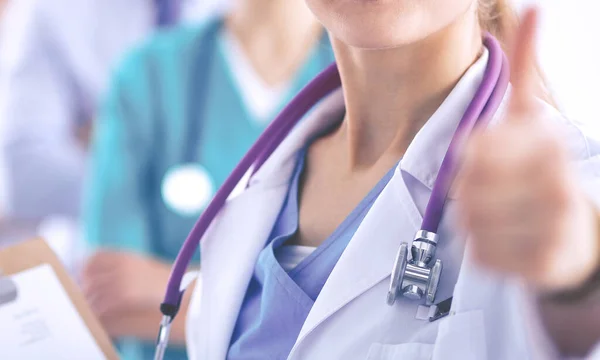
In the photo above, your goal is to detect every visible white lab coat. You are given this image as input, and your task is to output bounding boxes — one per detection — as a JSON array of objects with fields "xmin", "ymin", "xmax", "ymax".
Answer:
[
  {"xmin": 185, "ymin": 51, "xmax": 600, "ymax": 359},
  {"xmin": 0, "ymin": 0, "xmax": 227, "ymax": 219}
]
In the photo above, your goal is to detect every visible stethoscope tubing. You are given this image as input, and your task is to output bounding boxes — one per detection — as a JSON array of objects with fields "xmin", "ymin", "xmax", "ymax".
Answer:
[{"xmin": 421, "ymin": 38, "xmax": 510, "ymax": 232}]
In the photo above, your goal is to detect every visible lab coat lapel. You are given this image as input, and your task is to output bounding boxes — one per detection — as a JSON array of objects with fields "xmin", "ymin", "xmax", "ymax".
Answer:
[
  {"xmin": 292, "ymin": 168, "xmax": 423, "ymax": 348},
  {"xmin": 200, "ymin": 183, "xmax": 288, "ymax": 359},
  {"xmin": 198, "ymin": 88, "xmax": 346, "ymax": 359}
]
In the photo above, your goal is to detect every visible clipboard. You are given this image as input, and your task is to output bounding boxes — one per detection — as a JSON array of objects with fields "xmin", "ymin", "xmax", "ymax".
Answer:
[{"xmin": 0, "ymin": 238, "xmax": 119, "ymax": 359}]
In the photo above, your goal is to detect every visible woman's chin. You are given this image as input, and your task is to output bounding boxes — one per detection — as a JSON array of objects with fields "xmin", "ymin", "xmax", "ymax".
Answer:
[
  {"xmin": 308, "ymin": 0, "xmax": 472, "ymax": 50},
  {"xmin": 329, "ymin": 21, "xmax": 425, "ymax": 50},
  {"xmin": 312, "ymin": 2, "xmax": 427, "ymax": 49}
]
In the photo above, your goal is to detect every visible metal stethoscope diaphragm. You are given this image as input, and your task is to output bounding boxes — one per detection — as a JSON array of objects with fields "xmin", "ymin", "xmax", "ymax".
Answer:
[{"xmin": 387, "ymin": 230, "xmax": 443, "ymax": 306}]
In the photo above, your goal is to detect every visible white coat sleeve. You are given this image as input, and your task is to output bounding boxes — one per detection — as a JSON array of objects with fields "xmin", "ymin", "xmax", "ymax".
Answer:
[
  {"xmin": 516, "ymin": 128, "xmax": 600, "ymax": 360},
  {"xmin": 0, "ymin": 0, "xmax": 87, "ymax": 219}
]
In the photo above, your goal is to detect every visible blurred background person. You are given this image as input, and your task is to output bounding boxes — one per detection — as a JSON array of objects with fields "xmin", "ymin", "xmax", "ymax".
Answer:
[
  {"xmin": 0, "ymin": 0, "xmax": 230, "ymax": 257},
  {"xmin": 80, "ymin": 0, "xmax": 333, "ymax": 358}
]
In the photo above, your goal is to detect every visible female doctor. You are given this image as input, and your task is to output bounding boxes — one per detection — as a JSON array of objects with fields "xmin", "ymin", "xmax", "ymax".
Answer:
[{"xmin": 182, "ymin": 1, "xmax": 600, "ymax": 359}]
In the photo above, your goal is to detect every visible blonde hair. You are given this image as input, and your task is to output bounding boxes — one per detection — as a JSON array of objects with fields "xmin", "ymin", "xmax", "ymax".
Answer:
[
  {"xmin": 478, "ymin": 0, "xmax": 557, "ymax": 107},
  {"xmin": 479, "ymin": 0, "xmax": 519, "ymax": 51}
]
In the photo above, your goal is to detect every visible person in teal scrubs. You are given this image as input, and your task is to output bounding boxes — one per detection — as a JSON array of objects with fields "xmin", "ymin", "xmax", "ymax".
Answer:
[{"xmin": 79, "ymin": 0, "xmax": 333, "ymax": 358}]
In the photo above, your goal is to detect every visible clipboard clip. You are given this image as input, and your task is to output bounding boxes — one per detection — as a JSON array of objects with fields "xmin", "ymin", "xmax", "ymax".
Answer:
[{"xmin": 0, "ymin": 270, "xmax": 18, "ymax": 307}]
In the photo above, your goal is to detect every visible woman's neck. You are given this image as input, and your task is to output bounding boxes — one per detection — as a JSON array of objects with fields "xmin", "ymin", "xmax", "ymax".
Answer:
[
  {"xmin": 225, "ymin": 0, "xmax": 323, "ymax": 86},
  {"xmin": 332, "ymin": 9, "xmax": 483, "ymax": 168}
]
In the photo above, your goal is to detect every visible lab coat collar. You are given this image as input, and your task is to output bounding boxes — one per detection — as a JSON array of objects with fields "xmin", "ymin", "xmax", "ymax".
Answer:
[
  {"xmin": 196, "ymin": 183, "xmax": 291, "ymax": 359},
  {"xmin": 248, "ymin": 49, "xmax": 495, "ymax": 199}
]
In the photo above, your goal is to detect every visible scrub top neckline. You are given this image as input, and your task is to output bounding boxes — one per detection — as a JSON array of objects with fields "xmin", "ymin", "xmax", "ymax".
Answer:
[
  {"xmin": 217, "ymin": 26, "xmax": 333, "ymax": 127},
  {"xmin": 266, "ymin": 132, "xmax": 399, "ymax": 286},
  {"xmin": 220, "ymin": 28, "xmax": 292, "ymax": 122},
  {"xmin": 274, "ymin": 245, "xmax": 317, "ymax": 272},
  {"xmin": 282, "ymin": 151, "xmax": 398, "ymax": 276}
]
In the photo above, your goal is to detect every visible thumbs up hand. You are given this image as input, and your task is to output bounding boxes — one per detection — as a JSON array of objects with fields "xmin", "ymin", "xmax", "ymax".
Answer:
[{"xmin": 458, "ymin": 8, "xmax": 599, "ymax": 293}]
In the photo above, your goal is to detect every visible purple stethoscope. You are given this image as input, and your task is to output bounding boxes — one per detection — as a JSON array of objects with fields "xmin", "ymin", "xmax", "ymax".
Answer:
[{"xmin": 154, "ymin": 33, "xmax": 509, "ymax": 359}]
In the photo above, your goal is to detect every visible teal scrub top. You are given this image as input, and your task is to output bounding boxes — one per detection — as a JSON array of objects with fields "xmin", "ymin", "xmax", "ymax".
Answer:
[{"xmin": 83, "ymin": 21, "xmax": 334, "ymax": 360}]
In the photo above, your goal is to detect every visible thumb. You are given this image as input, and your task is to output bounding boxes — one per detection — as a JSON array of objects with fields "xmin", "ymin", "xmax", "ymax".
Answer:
[{"xmin": 508, "ymin": 6, "xmax": 540, "ymax": 116}]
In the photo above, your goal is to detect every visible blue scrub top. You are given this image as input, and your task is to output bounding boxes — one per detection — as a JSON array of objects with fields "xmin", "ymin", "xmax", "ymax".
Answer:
[
  {"xmin": 228, "ymin": 145, "xmax": 397, "ymax": 359},
  {"xmin": 83, "ymin": 20, "xmax": 334, "ymax": 360}
]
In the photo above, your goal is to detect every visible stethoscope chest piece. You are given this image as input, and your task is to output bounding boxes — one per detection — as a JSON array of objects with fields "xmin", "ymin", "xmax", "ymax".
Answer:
[
  {"xmin": 387, "ymin": 230, "xmax": 443, "ymax": 306},
  {"xmin": 161, "ymin": 163, "xmax": 214, "ymax": 216}
]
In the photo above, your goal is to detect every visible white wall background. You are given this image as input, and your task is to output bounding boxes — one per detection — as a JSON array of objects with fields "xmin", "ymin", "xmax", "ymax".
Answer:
[{"xmin": 515, "ymin": 0, "xmax": 600, "ymax": 136}]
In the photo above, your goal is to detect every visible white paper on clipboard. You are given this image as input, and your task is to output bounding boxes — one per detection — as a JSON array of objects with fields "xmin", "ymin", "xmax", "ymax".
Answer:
[{"xmin": 0, "ymin": 264, "xmax": 106, "ymax": 360}]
